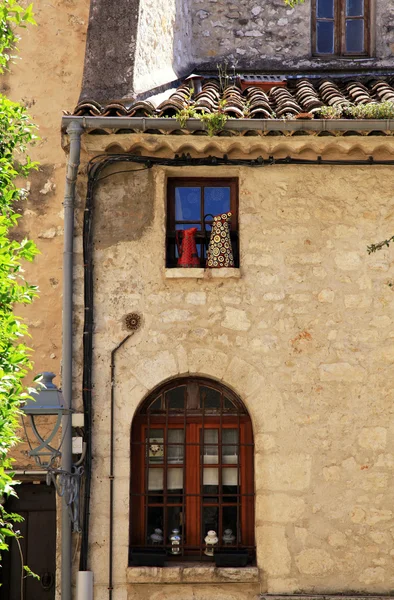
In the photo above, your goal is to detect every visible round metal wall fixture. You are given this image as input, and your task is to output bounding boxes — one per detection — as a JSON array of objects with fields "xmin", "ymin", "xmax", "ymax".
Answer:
[{"xmin": 125, "ymin": 312, "xmax": 141, "ymax": 331}]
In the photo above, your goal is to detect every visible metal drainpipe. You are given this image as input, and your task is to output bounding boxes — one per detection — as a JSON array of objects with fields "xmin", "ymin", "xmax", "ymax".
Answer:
[
  {"xmin": 109, "ymin": 335, "xmax": 132, "ymax": 600},
  {"xmin": 62, "ymin": 120, "xmax": 83, "ymax": 600}
]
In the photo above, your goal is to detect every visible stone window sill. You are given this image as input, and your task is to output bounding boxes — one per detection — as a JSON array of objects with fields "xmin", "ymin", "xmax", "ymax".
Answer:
[
  {"xmin": 165, "ymin": 268, "xmax": 241, "ymax": 280},
  {"xmin": 126, "ymin": 563, "xmax": 258, "ymax": 584}
]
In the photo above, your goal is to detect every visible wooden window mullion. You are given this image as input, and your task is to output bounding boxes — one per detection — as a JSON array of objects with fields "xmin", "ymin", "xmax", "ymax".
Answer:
[{"xmin": 338, "ymin": 0, "xmax": 344, "ymax": 55}]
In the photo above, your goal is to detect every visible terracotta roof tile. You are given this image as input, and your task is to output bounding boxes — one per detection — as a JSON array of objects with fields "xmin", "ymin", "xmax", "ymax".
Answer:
[{"xmin": 73, "ymin": 75, "xmax": 394, "ymax": 120}]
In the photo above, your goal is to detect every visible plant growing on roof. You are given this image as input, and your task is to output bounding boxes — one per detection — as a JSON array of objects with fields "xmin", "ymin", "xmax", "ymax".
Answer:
[
  {"xmin": 175, "ymin": 87, "xmax": 198, "ymax": 128},
  {"xmin": 317, "ymin": 105, "xmax": 346, "ymax": 119},
  {"xmin": 0, "ymin": 0, "xmax": 39, "ymax": 569},
  {"xmin": 348, "ymin": 101, "xmax": 394, "ymax": 120},
  {"xmin": 199, "ymin": 99, "xmax": 228, "ymax": 137}
]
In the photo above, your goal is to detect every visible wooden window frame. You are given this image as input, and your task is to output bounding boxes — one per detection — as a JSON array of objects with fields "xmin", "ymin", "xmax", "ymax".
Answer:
[
  {"xmin": 312, "ymin": 0, "xmax": 371, "ymax": 57},
  {"xmin": 130, "ymin": 378, "xmax": 255, "ymax": 562},
  {"xmin": 166, "ymin": 178, "xmax": 239, "ymax": 268}
]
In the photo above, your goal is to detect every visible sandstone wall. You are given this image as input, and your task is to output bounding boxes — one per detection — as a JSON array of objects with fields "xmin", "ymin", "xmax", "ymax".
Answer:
[
  {"xmin": 4, "ymin": 0, "xmax": 90, "ymax": 469},
  {"xmin": 71, "ymin": 138, "xmax": 394, "ymax": 599}
]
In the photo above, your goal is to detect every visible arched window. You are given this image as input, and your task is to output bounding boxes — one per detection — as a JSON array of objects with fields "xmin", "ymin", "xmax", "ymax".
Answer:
[{"xmin": 130, "ymin": 377, "xmax": 254, "ymax": 561}]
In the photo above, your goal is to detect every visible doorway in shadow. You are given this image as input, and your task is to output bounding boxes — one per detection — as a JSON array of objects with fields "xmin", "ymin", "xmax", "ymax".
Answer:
[{"xmin": 1, "ymin": 482, "xmax": 56, "ymax": 600}]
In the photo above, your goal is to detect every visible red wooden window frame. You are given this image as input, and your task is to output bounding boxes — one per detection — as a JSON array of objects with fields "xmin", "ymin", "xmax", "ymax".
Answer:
[
  {"xmin": 130, "ymin": 378, "xmax": 255, "ymax": 561},
  {"xmin": 312, "ymin": 0, "xmax": 371, "ymax": 57},
  {"xmin": 166, "ymin": 178, "xmax": 239, "ymax": 268}
]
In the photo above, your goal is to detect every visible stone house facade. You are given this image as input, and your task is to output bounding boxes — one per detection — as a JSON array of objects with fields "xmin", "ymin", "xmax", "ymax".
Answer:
[{"xmin": 5, "ymin": 1, "xmax": 394, "ymax": 600}]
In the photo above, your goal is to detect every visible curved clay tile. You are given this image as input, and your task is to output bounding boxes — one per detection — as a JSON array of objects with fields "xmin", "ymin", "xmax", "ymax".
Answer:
[
  {"xmin": 371, "ymin": 80, "xmax": 394, "ymax": 103},
  {"xmin": 128, "ymin": 101, "xmax": 156, "ymax": 117},
  {"xmin": 270, "ymin": 86, "xmax": 302, "ymax": 116},
  {"xmin": 346, "ymin": 81, "xmax": 373, "ymax": 105},
  {"xmin": 318, "ymin": 80, "xmax": 349, "ymax": 107},
  {"xmin": 73, "ymin": 100, "xmax": 104, "ymax": 116},
  {"xmin": 294, "ymin": 80, "xmax": 323, "ymax": 112}
]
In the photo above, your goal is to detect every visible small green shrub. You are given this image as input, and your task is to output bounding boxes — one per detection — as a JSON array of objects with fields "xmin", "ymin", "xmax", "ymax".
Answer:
[{"xmin": 348, "ymin": 101, "xmax": 394, "ymax": 119}]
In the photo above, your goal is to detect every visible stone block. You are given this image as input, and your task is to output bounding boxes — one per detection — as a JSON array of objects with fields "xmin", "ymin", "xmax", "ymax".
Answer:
[
  {"xmin": 257, "ymin": 525, "xmax": 291, "ymax": 577},
  {"xmin": 319, "ymin": 362, "xmax": 365, "ymax": 382},
  {"xmin": 358, "ymin": 427, "xmax": 387, "ymax": 451},
  {"xmin": 256, "ymin": 454, "xmax": 312, "ymax": 492},
  {"xmin": 222, "ymin": 307, "xmax": 251, "ymax": 331},
  {"xmin": 257, "ymin": 493, "xmax": 306, "ymax": 523},
  {"xmin": 295, "ymin": 549, "xmax": 334, "ymax": 575}
]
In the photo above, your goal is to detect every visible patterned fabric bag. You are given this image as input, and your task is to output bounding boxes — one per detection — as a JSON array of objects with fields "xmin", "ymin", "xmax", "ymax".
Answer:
[{"xmin": 206, "ymin": 212, "xmax": 235, "ymax": 268}]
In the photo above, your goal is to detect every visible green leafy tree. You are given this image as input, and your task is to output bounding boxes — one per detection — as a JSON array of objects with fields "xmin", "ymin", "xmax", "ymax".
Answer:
[{"xmin": 0, "ymin": 0, "xmax": 38, "ymax": 562}]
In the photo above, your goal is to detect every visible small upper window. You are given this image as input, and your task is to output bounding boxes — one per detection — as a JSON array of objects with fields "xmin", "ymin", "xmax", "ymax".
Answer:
[
  {"xmin": 312, "ymin": 0, "xmax": 370, "ymax": 56},
  {"xmin": 166, "ymin": 178, "xmax": 239, "ymax": 268}
]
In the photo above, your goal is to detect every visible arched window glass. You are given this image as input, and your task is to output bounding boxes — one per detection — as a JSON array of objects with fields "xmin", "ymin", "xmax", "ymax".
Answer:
[{"xmin": 130, "ymin": 377, "xmax": 254, "ymax": 561}]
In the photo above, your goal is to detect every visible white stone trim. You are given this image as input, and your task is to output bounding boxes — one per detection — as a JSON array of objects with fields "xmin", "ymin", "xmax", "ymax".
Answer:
[
  {"xmin": 126, "ymin": 565, "xmax": 259, "ymax": 584},
  {"xmin": 165, "ymin": 268, "xmax": 241, "ymax": 279}
]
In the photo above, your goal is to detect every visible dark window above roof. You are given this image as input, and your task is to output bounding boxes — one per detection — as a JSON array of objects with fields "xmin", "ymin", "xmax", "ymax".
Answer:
[{"xmin": 312, "ymin": 0, "xmax": 371, "ymax": 57}]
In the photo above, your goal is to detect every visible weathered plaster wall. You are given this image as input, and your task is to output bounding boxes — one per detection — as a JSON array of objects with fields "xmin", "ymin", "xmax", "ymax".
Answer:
[
  {"xmin": 134, "ymin": 0, "xmax": 192, "ymax": 94},
  {"xmin": 4, "ymin": 0, "xmax": 90, "ymax": 470},
  {"xmin": 79, "ymin": 0, "xmax": 393, "ymax": 103},
  {"xmin": 191, "ymin": 0, "xmax": 392, "ymax": 71},
  {"xmin": 71, "ymin": 136, "xmax": 394, "ymax": 599}
]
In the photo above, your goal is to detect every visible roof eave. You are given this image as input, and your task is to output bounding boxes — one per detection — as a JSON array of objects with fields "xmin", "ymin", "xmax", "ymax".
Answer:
[{"xmin": 61, "ymin": 115, "xmax": 394, "ymax": 134}]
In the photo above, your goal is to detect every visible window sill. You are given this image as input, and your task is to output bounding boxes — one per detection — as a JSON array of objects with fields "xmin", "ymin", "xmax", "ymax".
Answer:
[
  {"xmin": 127, "ymin": 563, "xmax": 259, "ymax": 584},
  {"xmin": 165, "ymin": 268, "xmax": 241, "ymax": 280}
]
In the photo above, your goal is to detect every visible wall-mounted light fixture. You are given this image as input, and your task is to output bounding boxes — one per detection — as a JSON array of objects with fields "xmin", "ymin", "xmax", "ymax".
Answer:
[{"xmin": 21, "ymin": 372, "xmax": 84, "ymax": 532}]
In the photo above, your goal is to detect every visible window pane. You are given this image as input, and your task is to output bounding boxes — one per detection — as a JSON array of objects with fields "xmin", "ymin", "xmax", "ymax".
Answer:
[
  {"xmin": 168, "ymin": 468, "xmax": 184, "ymax": 503},
  {"xmin": 147, "ymin": 507, "xmax": 163, "ymax": 544},
  {"xmin": 175, "ymin": 223, "xmax": 202, "ymax": 230},
  {"xmin": 204, "ymin": 429, "xmax": 218, "ymax": 464},
  {"xmin": 166, "ymin": 387, "xmax": 185, "ymax": 411},
  {"xmin": 148, "ymin": 430, "xmax": 164, "ymax": 463},
  {"xmin": 346, "ymin": 19, "xmax": 364, "ymax": 52},
  {"xmin": 148, "ymin": 396, "xmax": 162, "ymax": 412},
  {"xmin": 204, "ymin": 187, "xmax": 231, "ymax": 219},
  {"xmin": 168, "ymin": 429, "xmax": 184, "ymax": 463},
  {"xmin": 222, "ymin": 506, "xmax": 238, "ymax": 544},
  {"xmin": 223, "ymin": 429, "xmax": 239, "ymax": 464},
  {"xmin": 316, "ymin": 21, "xmax": 334, "ymax": 53},
  {"xmin": 203, "ymin": 506, "xmax": 218, "ymax": 537},
  {"xmin": 148, "ymin": 468, "xmax": 164, "ymax": 492},
  {"xmin": 167, "ymin": 507, "xmax": 184, "ymax": 543},
  {"xmin": 317, "ymin": 0, "xmax": 334, "ymax": 19},
  {"xmin": 201, "ymin": 386, "xmax": 221, "ymax": 409},
  {"xmin": 224, "ymin": 396, "xmax": 237, "ymax": 412},
  {"xmin": 175, "ymin": 187, "xmax": 201, "ymax": 220},
  {"xmin": 346, "ymin": 0, "xmax": 364, "ymax": 17},
  {"xmin": 168, "ymin": 468, "xmax": 183, "ymax": 491},
  {"xmin": 203, "ymin": 467, "xmax": 219, "ymax": 501},
  {"xmin": 148, "ymin": 468, "xmax": 164, "ymax": 503},
  {"xmin": 223, "ymin": 467, "xmax": 239, "ymax": 502}
]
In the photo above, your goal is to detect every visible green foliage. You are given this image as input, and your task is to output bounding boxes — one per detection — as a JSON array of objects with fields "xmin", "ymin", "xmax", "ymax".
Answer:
[
  {"xmin": 175, "ymin": 87, "xmax": 198, "ymax": 128},
  {"xmin": 0, "ymin": 0, "xmax": 38, "ymax": 560},
  {"xmin": 199, "ymin": 100, "xmax": 228, "ymax": 136},
  {"xmin": 283, "ymin": 0, "xmax": 305, "ymax": 6},
  {"xmin": 175, "ymin": 89, "xmax": 228, "ymax": 136},
  {"xmin": 318, "ymin": 105, "xmax": 345, "ymax": 119},
  {"xmin": 348, "ymin": 101, "xmax": 394, "ymax": 120},
  {"xmin": 0, "ymin": 0, "xmax": 35, "ymax": 73}
]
